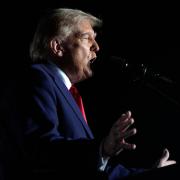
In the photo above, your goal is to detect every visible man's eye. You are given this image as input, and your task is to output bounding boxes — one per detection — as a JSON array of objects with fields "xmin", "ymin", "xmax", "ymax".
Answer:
[{"xmin": 81, "ymin": 36, "xmax": 89, "ymax": 40}]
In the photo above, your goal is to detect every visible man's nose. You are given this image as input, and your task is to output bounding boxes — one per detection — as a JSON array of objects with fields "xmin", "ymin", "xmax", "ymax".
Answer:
[{"xmin": 91, "ymin": 40, "xmax": 100, "ymax": 52}]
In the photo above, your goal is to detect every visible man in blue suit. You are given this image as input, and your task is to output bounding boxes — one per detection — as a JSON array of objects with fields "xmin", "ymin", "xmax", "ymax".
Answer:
[{"xmin": 20, "ymin": 8, "xmax": 176, "ymax": 179}]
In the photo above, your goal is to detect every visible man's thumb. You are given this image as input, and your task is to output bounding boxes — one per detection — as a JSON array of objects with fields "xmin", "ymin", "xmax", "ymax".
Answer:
[{"xmin": 161, "ymin": 148, "xmax": 169, "ymax": 162}]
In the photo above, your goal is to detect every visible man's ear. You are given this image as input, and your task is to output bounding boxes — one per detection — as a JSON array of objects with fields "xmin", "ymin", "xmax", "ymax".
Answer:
[{"xmin": 50, "ymin": 38, "xmax": 64, "ymax": 57}]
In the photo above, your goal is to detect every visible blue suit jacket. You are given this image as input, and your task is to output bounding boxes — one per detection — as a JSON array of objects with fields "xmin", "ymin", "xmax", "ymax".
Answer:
[
  {"xmin": 22, "ymin": 62, "xmax": 103, "ymax": 179},
  {"xmin": 21, "ymin": 62, "xmax": 143, "ymax": 179},
  {"xmin": 24, "ymin": 62, "xmax": 94, "ymax": 141}
]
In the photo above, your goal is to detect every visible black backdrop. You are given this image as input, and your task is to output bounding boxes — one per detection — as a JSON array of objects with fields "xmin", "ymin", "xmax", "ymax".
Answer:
[{"xmin": 1, "ymin": 0, "xmax": 180, "ymax": 178}]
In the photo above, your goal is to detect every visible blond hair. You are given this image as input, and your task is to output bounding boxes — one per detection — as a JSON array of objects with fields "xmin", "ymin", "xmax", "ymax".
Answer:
[{"xmin": 30, "ymin": 8, "xmax": 102, "ymax": 62}]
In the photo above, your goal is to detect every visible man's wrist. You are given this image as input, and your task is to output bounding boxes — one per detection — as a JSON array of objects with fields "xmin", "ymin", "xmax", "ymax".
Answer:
[{"xmin": 98, "ymin": 139, "xmax": 110, "ymax": 171}]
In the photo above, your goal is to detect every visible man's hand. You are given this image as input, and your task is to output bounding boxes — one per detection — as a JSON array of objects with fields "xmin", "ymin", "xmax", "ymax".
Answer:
[
  {"xmin": 102, "ymin": 111, "xmax": 137, "ymax": 157},
  {"xmin": 155, "ymin": 148, "xmax": 176, "ymax": 168}
]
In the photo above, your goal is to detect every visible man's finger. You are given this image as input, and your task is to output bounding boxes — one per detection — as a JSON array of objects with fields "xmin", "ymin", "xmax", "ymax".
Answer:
[
  {"xmin": 122, "ymin": 141, "xmax": 136, "ymax": 150},
  {"xmin": 120, "ymin": 128, "xmax": 137, "ymax": 140},
  {"xmin": 119, "ymin": 118, "xmax": 134, "ymax": 132},
  {"xmin": 115, "ymin": 111, "xmax": 132, "ymax": 126},
  {"xmin": 160, "ymin": 148, "xmax": 169, "ymax": 162},
  {"xmin": 165, "ymin": 160, "xmax": 176, "ymax": 166}
]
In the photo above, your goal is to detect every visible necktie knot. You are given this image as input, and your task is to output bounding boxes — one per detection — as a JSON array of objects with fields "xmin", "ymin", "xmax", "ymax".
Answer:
[
  {"xmin": 69, "ymin": 85, "xmax": 80, "ymax": 99},
  {"xmin": 69, "ymin": 85, "xmax": 87, "ymax": 124}
]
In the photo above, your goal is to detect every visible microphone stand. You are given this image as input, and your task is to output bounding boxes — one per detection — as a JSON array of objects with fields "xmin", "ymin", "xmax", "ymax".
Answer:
[
  {"xmin": 105, "ymin": 56, "xmax": 180, "ymax": 108},
  {"xmin": 144, "ymin": 82, "xmax": 180, "ymax": 108},
  {"xmin": 131, "ymin": 63, "xmax": 180, "ymax": 108}
]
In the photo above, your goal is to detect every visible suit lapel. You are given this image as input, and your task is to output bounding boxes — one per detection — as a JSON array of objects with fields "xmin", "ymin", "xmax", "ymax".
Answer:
[{"xmin": 42, "ymin": 63, "xmax": 94, "ymax": 139}]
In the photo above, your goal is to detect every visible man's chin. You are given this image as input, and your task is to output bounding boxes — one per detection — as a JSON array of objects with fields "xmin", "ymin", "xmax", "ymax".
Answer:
[
  {"xmin": 82, "ymin": 70, "xmax": 93, "ymax": 81},
  {"xmin": 87, "ymin": 70, "xmax": 94, "ymax": 78}
]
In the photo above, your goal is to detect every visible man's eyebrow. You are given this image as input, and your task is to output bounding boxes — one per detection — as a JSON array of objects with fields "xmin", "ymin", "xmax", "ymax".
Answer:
[{"xmin": 78, "ymin": 32, "xmax": 97, "ymax": 38}]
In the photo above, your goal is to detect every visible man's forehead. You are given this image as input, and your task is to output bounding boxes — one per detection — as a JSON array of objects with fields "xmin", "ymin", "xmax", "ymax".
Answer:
[
  {"xmin": 76, "ymin": 20, "xmax": 95, "ymax": 30},
  {"xmin": 73, "ymin": 20, "xmax": 97, "ymax": 37}
]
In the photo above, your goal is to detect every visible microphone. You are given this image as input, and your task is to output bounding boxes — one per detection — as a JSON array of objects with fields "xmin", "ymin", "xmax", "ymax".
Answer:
[{"xmin": 109, "ymin": 56, "xmax": 175, "ymax": 84}]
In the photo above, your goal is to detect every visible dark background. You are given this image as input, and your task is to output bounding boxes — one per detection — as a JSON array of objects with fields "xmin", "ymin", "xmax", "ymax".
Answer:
[{"xmin": 1, "ymin": 0, "xmax": 180, "ymax": 176}]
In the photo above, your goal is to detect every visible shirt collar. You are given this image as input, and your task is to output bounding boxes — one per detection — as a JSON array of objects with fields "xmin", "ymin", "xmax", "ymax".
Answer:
[
  {"xmin": 48, "ymin": 61, "xmax": 72, "ymax": 90},
  {"xmin": 57, "ymin": 68, "xmax": 72, "ymax": 90}
]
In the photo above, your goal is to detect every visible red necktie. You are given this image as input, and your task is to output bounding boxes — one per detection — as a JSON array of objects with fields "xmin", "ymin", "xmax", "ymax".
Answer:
[{"xmin": 69, "ymin": 85, "xmax": 87, "ymax": 124}]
